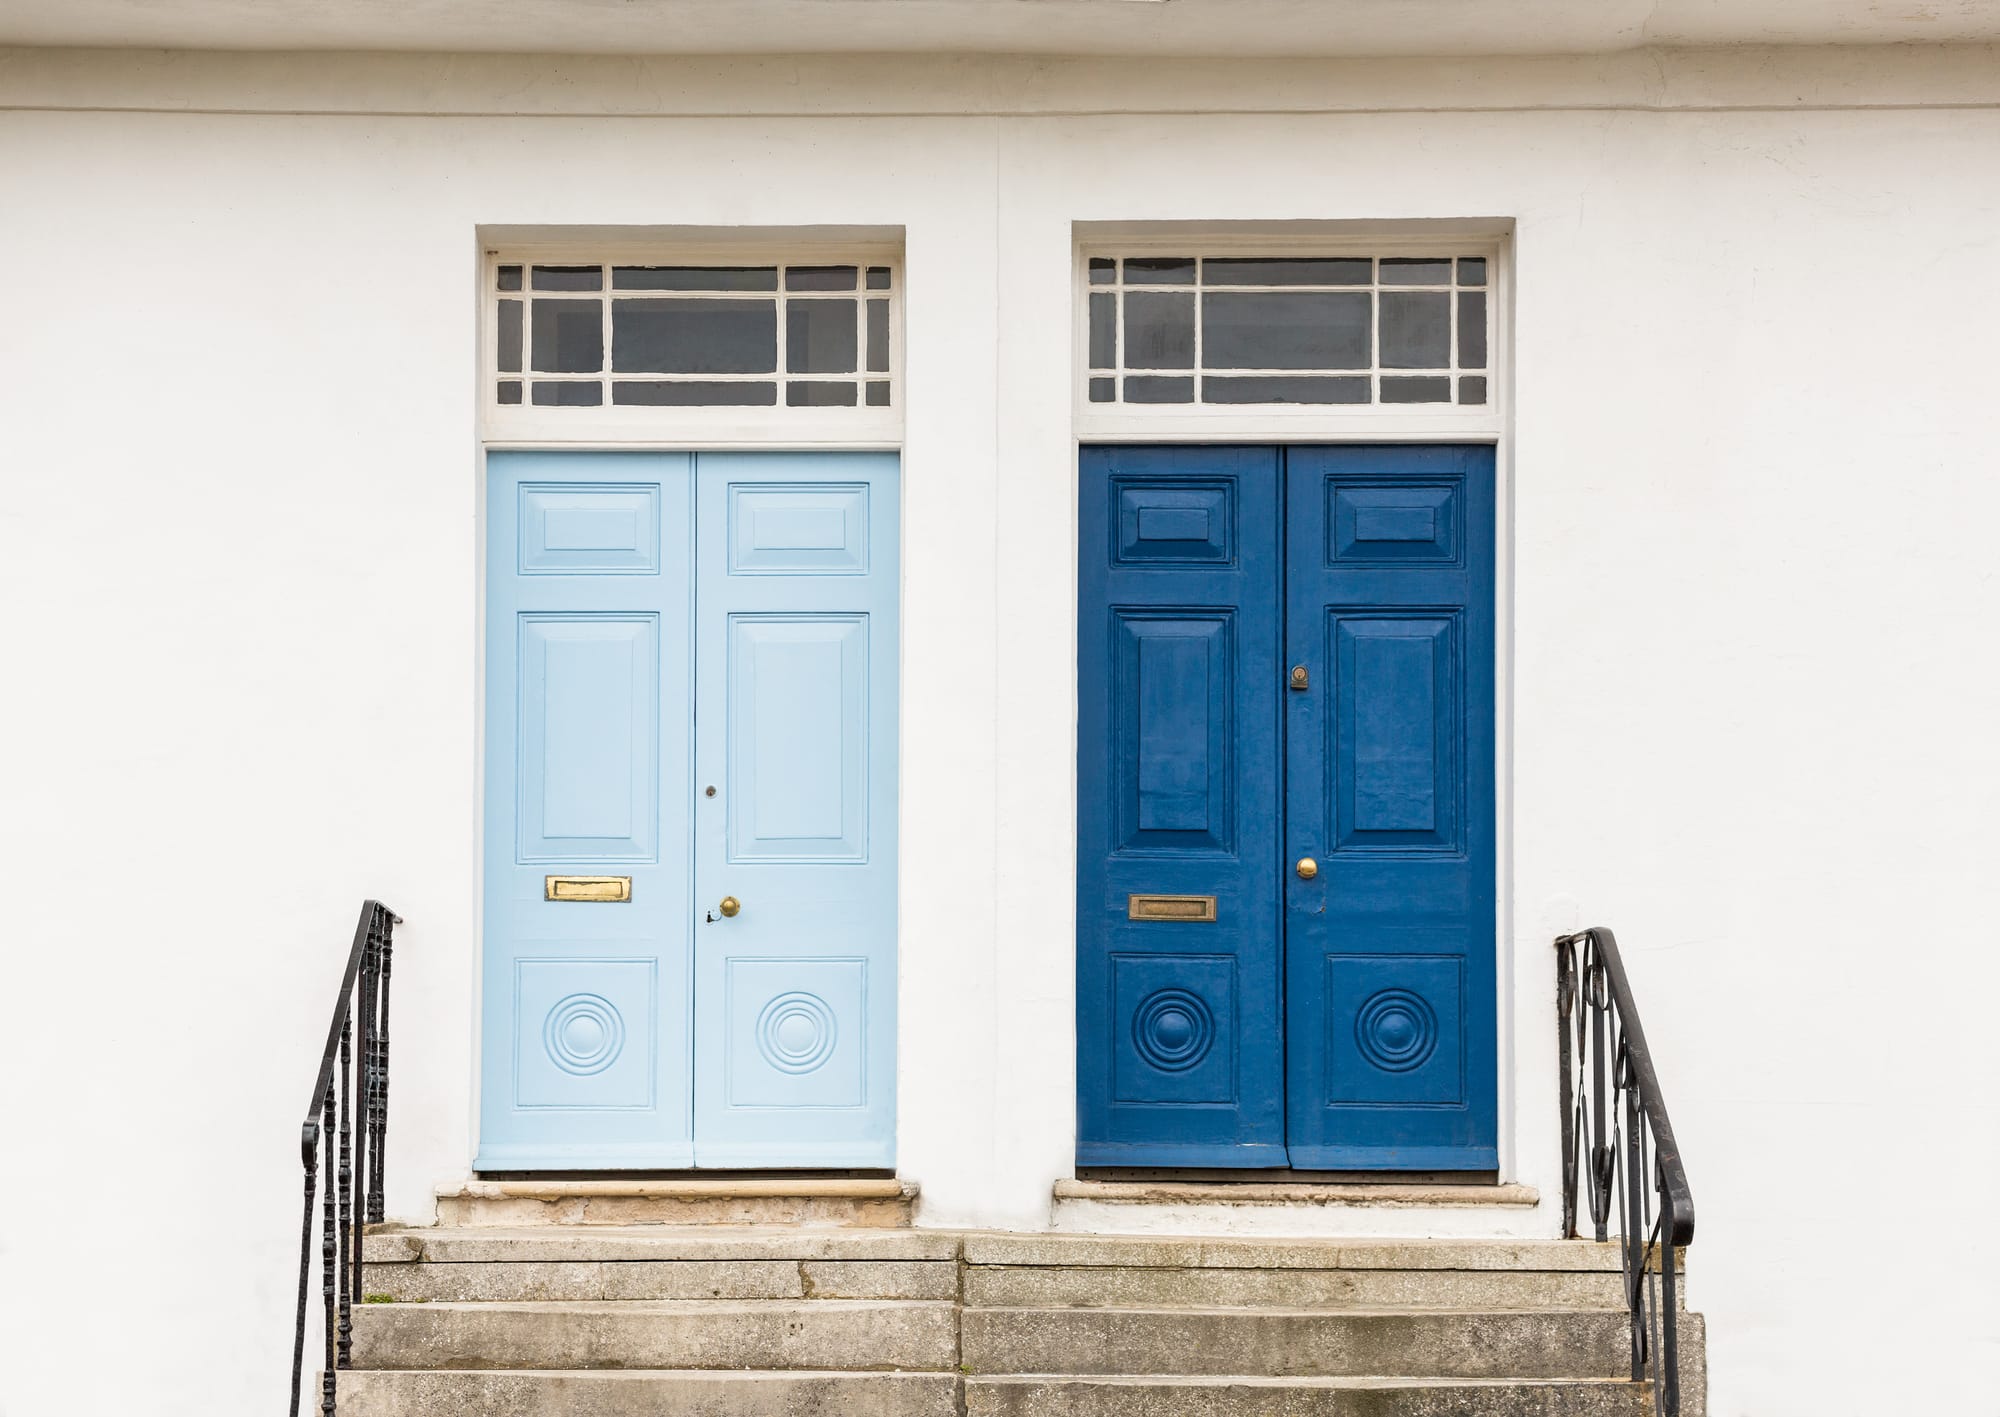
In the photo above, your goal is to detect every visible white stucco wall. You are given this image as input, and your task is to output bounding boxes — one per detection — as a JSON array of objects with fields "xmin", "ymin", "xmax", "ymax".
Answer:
[{"xmin": 2, "ymin": 45, "xmax": 1997, "ymax": 1417}]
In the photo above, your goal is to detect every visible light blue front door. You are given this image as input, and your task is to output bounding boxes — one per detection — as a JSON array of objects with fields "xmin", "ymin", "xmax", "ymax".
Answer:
[{"xmin": 479, "ymin": 450, "xmax": 898, "ymax": 1170}]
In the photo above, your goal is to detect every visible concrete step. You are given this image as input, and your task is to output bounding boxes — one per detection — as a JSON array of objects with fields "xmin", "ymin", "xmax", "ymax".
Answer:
[
  {"xmin": 1050, "ymin": 1180, "xmax": 1541, "ymax": 1237},
  {"xmin": 338, "ymin": 1368, "xmax": 959, "ymax": 1416},
  {"xmin": 964, "ymin": 1264, "xmax": 1627, "ymax": 1310},
  {"xmin": 959, "ymin": 1235, "xmax": 1640, "ymax": 1312},
  {"xmin": 365, "ymin": 1255, "xmax": 956, "ymax": 1303},
  {"xmin": 961, "ymin": 1235, "xmax": 1632, "ymax": 1272},
  {"xmin": 960, "ymin": 1307, "xmax": 1652, "ymax": 1379},
  {"xmin": 965, "ymin": 1375, "xmax": 1654, "ymax": 1417},
  {"xmin": 367, "ymin": 1226, "xmax": 958, "ymax": 1264},
  {"xmin": 433, "ymin": 1179, "xmax": 916, "ymax": 1228},
  {"xmin": 351, "ymin": 1299, "xmax": 959, "ymax": 1372},
  {"xmin": 363, "ymin": 1224, "xmax": 958, "ymax": 1302}
]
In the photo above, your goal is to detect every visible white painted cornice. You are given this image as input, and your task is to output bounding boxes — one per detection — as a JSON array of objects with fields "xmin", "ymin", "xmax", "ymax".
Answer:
[{"xmin": 4, "ymin": 44, "xmax": 1999, "ymax": 117}]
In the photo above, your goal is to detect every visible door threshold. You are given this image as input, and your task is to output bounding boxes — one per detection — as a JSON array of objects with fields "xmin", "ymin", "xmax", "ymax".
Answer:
[
  {"xmin": 1076, "ymin": 1168, "xmax": 1501, "ymax": 1186},
  {"xmin": 434, "ymin": 1176, "xmax": 919, "ymax": 1228},
  {"xmin": 473, "ymin": 1168, "xmax": 897, "ymax": 1181},
  {"xmin": 1056, "ymin": 1178, "xmax": 1537, "ymax": 1207},
  {"xmin": 451, "ymin": 1176, "xmax": 907, "ymax": 1198}
]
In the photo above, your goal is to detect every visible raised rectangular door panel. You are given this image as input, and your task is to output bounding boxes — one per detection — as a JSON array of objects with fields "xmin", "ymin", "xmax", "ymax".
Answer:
[
  {"xmin": 727, "ymin": 613, "xmax": 870, "ymax": 861},
  {"xmin": 1283, "ymin": 445, "xmax": 1497, "ymax": 1170},
  {"xmin": 1076, "ymin": 446, "xmax": 1285, "ymax": 1167},
  {"xmin": 692, "ymin": 452, "xmax": 899, "ymax": 1168},
  {"xmin": 516, "ymin": 614, "xmax": 660, "ymax": 859},
  {"xmin": 479, "ymin": 451, "xmax": 696, "ymax": 1170}
]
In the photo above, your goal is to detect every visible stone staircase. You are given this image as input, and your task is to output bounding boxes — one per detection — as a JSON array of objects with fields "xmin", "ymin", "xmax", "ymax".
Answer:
[{"xmin": 346, "ymin": 1181, "xmax": 1703, "ymax": 1416}]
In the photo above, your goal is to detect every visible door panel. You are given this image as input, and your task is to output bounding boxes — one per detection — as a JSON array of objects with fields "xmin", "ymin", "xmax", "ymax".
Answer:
[
  {"xmin": 1284, "ymin": 445, "xmax": 1496, "ymax": 1169},
  {"xmin": 726, "ymin": 614, "xmax": 870, "ymax": 861},
  {"xmin": 1076, "ymin": 446, "xmax": 1286, "ymax": 1166},
  {"xmin": 517, "ymin": 614, "xmax": 660, "ymax": 859},
  {"xmin": 692, "ymin": 452, "xmax": 899, "ymax": 1167},
  {"xmin": 479, "ymin": 451, "xmax": 695, "ymax": 1169}
]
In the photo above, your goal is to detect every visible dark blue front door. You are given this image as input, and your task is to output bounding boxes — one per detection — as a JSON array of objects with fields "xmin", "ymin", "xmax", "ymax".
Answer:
[{"xmin": 1077, "ymin": 444, "xmax": 1496, "ymax": 1170}]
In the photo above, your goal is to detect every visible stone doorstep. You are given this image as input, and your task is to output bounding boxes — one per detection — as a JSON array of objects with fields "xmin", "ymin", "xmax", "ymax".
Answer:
[
  {"xmin": 956, "ymin": 1306, "xmax": 1648, "ymax": 1381},
  {"xmin": 447, "ymin": 1178, "xmax": 911, "ymax": 1200},
  {"xmin": 1055, "ymin": 1179, "xmax": 1541, "ymax": 1207},
  {"xmin": 335, "ymin": 1369, "xmax": 960, "ymax": 1417},
  {"xmin": 362, "ymin": 1227, "xmax": 1668, "ymax": 1312},
  {"xmin": 351, "ymin": 1300, "xmax": 1662, "ymax": 1381},
  {"xmin": 367, "ymin": 1256, "xmax": 960, "ymax": 1303},
  {"xmin": 962, "ymin": 1232, "xmax": 1625, "ymax": 1271},
  {"xmin": 335, "ymin": 1371, "xmax": 1655, "ymax": 1417},
  {"xmin": 432, "ymin": 1177, "xmax": 918, "ymax": 1228},
  {"xmin": 960, "ymin": 1265, "xmax": 1636, "ymax": 1313},
  {"xmin": 963, "ymin": 1375, "xmax": 1658, "ymax": 1417},
  {"xmin": 366, "ymin": 1225, "xmax": 961, "ymax": 1264},
  {"xmin": 351, "ymin": 1298, "xmax": 961, "ymax": 1373},
  {"xmin": 369, "ymin": 1225, "xmax": 1661, "ymax": 1275}
]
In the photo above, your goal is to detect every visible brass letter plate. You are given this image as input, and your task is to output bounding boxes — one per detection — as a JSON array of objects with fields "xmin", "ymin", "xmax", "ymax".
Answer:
[
  {"xmin": 1127, "ymin": 893, "xmax": 1217, "ymax": 923},
  {"xmin": 545, "ymin": 875, "xmax": 632, "ymax": 903}
]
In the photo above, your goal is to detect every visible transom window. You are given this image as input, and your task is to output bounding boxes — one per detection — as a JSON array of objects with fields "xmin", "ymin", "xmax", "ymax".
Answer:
[
  {"xmin": 492, "ymin": 260, "xmax": 895, "ymax": 410},
  {"xmin": 1084, "ymin": 254, "xmax": 1489, "ymax": 408}
]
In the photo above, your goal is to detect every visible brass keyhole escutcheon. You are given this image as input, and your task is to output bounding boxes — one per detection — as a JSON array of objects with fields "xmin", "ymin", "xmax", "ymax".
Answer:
[
  {"xmin": 1295, "ymin": 858, "xmax": 1319, "ymax": 880},
  {"xmin": 718, "ymin": 896, "xmax": 741, "ymax": 918},
  {"xmin": 1289, "ymin": 665, "xmax": 1309, "ymax": 690}
]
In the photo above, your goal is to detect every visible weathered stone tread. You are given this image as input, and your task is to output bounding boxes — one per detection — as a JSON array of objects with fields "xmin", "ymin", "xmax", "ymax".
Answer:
[
  {"xmin": 366, "ymin": 1225, "xmax": 958, "ymax": 1265},
  {"xmin": 353, "ymin": 1298, "xmax": 959, "ymax": 1373},
  {"xmin": 965, "ymin": 1374, "xmax": 1653, "ymax": 1417},
  {"xmin": 959, "ymin": 1305, "xmax": 1635, "ymax": 1379},
  {"xmin": 339, "ymin": 1368, "xmax": 959, "ymax": 1416}
]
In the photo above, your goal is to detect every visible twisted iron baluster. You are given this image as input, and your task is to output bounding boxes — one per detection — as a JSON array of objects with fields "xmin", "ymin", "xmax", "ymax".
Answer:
[
  {"xmin": 289, "ymin": 1125, "xmax": 319, "ymax": 1417},
  {"xmin": 320, "ymin": 1082, "xmax": 338, "ymax": 1417},
  {"xmin": 1556, "ymin": 938, "xmax": 1578, "ymax": 1238},
  {"xmin": 336, "ymin": 1018, "xmax": 353, "ymax": 1368},
  {"xmin": 1660, "ymin": 1178, "xmax": 1681, "ymax": 1417},
  {"xmin": 1588, "ymin": 951, "xmax": 1613, "ymax": 1241},
  {"xmin": 355, "ymin": 921, "xmax": 378, "ymax": 1295},
  {"xmin": 1621, "ymin": 1035, "xmax": 1645, "ymax": 1383},
  {"xmin": 370, "ymin": 912, "xmax": 394, "ymax": 1224}
]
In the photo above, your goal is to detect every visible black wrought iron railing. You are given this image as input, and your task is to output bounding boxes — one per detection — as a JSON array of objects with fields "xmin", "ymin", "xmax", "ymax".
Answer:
[
  {"xmin": 1556, "ymin": 927, "xmax": 1695, "ymax": 1416},
  {"xmin": 289, "ymin": 900, "xmax": 400, "ymax": 1417}
]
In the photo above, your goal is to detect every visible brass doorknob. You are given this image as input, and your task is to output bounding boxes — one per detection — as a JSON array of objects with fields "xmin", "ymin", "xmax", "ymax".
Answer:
[
  {"xmin": 1295, "ymin": 858, "xmax": 1319, "ymax": 880},
  {"xmin": 718, "ymin": 896, "xmax": 741, "ymax": 918}
]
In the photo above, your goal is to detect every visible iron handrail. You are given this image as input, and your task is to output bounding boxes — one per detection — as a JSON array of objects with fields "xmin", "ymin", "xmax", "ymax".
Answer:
[
  {"xmin": 1556, "ymin": 926, "xmax": 1694, "ymax": 1416},
  {"xmin": 289, "ymin": 900, "xmax": 401, "ymax": 1417}
]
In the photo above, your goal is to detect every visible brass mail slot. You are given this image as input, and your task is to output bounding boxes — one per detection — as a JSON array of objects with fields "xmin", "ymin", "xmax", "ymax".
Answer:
[
  {"xmin": 1128, "ymin": 893, "xmax": 1217, "ymax": 923},
  {"xmin": 545, "ymin": 875, "xmax": 631, "ymax": 903}
]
